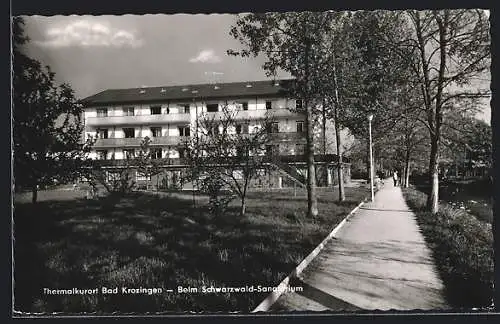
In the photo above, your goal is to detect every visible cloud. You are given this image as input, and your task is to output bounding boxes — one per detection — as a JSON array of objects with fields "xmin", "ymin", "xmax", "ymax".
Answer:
[
  {"xmin": 189, "ymin": 49, "xmax": 222, "ymax": 63},
  {"xmin": 36, "ymin": 19, "xmax": 143, "ymax": 48}
]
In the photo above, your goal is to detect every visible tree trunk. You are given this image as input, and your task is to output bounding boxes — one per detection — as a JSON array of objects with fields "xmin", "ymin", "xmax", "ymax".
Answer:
[
  {"xmin": 426, "ymin": 11, "xmax": 447, "ymax": 213},
  {"xmin": 331, "ymin": 56, "xmax": 345, "ymax": 202},
  {"xmin": 404, "ymin": 162, "xmax": 410, "ymax": 188},
  {"xmin": 334, "ymin": 108, "xmax": 345, "ymax": 202},
  {"xmin": 31, "ymin": 183, "xmax": 38, "ymax": 204},
  {"xmin": 404, "ymin": 149, "xmax": 411, "ymax": 188},
  {"xmin": 240, "ymin": 197, "xmax": 246, "ymax": 217},
  {"xmin": 322, "ymin": 99, "xmax": 329, "ymax": 186},
  {"xmin": 241, "ymin": 181, "xmax": 248, "ymax": 217},
  {"xmin": 305, "ymin": 103, "xmax": 318, "ymax": 217},
  {"xmin": 427, "ymin": 139, "xmax": 439, "ymax": 213},
  {"xmin": 304, "ymin": 35, "xmax": 318, "ymax": 218}
]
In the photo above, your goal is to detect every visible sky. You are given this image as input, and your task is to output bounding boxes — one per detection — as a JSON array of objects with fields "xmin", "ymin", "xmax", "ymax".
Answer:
[
  {"xmin": 21, "ymin": 14, "xmax": 291, "ymax": 99},
  {"xmin": 19, "ymin": 13, "xmax": 491, "ymax": 123}
]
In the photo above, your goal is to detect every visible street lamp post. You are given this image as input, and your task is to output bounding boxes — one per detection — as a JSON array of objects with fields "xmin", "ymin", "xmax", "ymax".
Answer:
[{"xmin": 368, "ymin": 114, "xmax": 374, "ymax": 202}]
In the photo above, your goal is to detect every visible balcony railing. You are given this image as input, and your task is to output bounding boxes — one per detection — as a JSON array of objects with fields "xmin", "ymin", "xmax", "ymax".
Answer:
[
  {"xmin": 208, "ymin": 108, "xmax": 304, "ymax": 121},
  {"xmin": 91, "ymin": 158, "xmax": 187, "ymax": 167},
  {"xmin": 91, "ymin": 132, "xmax": 305, "ymax": 148},
  {"xmin": 268, "ymin": 132, "xmax": 306, "ymax": 143},
  {"xmin": 88, "ymin": 154, "xmax": 345, "ymax": 168},
  {"xmin": 92, "ymin": 136, "xmax": 188, "ymax": 148},
  {"xmin": 86, "ymin": 113, "xmax": 191, "ymax": 126}
]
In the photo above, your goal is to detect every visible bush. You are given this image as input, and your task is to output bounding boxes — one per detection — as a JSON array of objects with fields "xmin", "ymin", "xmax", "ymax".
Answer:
[{"xmin": 402, "ymin": 188, "xmax": 494, "ymax": 309}]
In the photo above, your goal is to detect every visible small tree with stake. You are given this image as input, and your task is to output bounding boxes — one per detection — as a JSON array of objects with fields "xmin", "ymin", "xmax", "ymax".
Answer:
[{"xmin": 185, "ymin": 102, "xmax": 273, "ymax": 217}]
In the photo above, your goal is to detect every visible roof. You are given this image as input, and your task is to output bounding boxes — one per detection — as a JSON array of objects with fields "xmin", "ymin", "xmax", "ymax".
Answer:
[{"xmin": 81, "ymin": 79, "xmax": 297, "ymax": 106}]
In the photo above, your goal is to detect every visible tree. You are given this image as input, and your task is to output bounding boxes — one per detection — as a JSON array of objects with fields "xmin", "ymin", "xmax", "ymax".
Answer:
[
  {"xmin": 135, "ymin": 136, "xmax": 163, "ymax": 190},
  {"xmin": 391, "ymin": 10, "xmax": 490, "ymax": 213},
  {"xmin": 316, "ymin": 12, "xmax": 349, "ymax": 201},
  {"xmin": 229, "ymin": 12, "xmax": 343, "ymax": 217},
  {"xmin": 316, "ymin": 11, "xmax": 421, "ymax": 196},
  {"xmin": 13, "ymin": 17, "xmax": 89, "ymax": 203},
  {"xmin": 185, "ymin": 102, "xmax": 273, "ymax": 216},
  {"xmin": 84, "ymin": 145, "xmax": 136, "ymax": 197},
  {"xmin": 440, "ymin": 114, "xmax": 492, "ymax": 179}
]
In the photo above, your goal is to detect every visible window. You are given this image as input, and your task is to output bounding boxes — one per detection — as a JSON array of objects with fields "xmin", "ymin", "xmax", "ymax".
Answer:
[
  {"xmin": 296, "ymin": 99, "xmax": 303, "ymax": 109},
  {"xmin": 295, "ymin": 144, "xmax": 306, "ymax": 155},
  {"xmin": 179, "ymin": 126, "xmax": 190, "ymax": 137},
  {"xmin": 242, "ymin": 102, "xmax": 248, "ymax": 111},
  {"xmin": 266, "ymin": 101, "xmax": 272, "ymax": 110},
  {"xmin": 183, "ymin": 105, "xmax": 190, "ymax": 114},
  {"xmin": 96, "ymin": 128, "xmax": 108, "ymax": 139},
  {"xmin": 266, "ymin": 145, "xmax": 274, "ymax": 156},
  {"xmin": 151, "ymin": 148, "xmax": 162, "ymax": 159},
  {"xmin": 268, "ymin": 122, "xmax": 279, "ymax": 134},
  {"xmin": 97, "ymin": 108, "xmax": 108, "ymax": 117},
  {"xmin": 233, "ymin": 170, "xmax": 243, "ymax": 180},
  {"xmin": 136, "ymin": 171, "xmax": 151, "ymax": 181},
  {"xmin": 296, "ymin": 121, "xmax": 304, "ymax": 133},
  {"xmin": 150, "ymin": 127, "xmax": 162, "ymax": 137},
  {"xmin": 107, "ymin": 171, "xmax": 121, "ymax": 182},
  {"xmin": 236, "ymin": 123, "xmax": 249, "ymax": 135},
  {"xmin": 266, "ymin": 145, "xmax": 279, "ymax": 155},
  {"xmin": 96, "ymin": 150, "xmax": 108, "ymax": 160},
  {"xmin": 165, "ymin": 107, "xmax": 170, "ymax": 114},
  {"xmin": 206, "ymin": 103, "xmax": 218, "ymax": 112},
  {"xmin": 236, "ymin": 147, "xmax": 249, "ymax": 157},
  {"xmin": 178, "ymin": 147, "xmax": 187, "ymax": 158},
  {"xmin": 123, "ymin": 128, "xmax": 135, "ymax": 138},
  {"xmin": 123, "ymin": 107, "xmax": 134, "ymax": 116},
  {"xmin": 150, "ymin": 106, "xmax": 161, "ymax": 115},
  {"xmin": 123, "ymin": 149, "xmax": 135, "ymax": 159}
]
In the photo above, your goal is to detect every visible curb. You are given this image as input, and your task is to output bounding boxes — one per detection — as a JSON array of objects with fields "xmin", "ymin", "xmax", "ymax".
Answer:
[{"xmin": 251, "ymin": 198, "xmax": 367, "ymax": 313}]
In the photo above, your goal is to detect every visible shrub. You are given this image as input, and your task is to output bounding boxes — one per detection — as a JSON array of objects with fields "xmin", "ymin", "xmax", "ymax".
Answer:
[{"xmin": 403, "ymin": 188, "xmax": 494, "ymax": 309}]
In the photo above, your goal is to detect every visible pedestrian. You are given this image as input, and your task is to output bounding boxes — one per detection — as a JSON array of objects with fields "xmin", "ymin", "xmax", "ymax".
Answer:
[{"xmin": 393, "ymin": 170, "xmax": 398, "ymax": 187}]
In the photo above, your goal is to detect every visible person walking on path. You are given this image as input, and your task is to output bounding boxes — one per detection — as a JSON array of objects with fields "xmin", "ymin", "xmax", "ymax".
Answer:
[{"xmin": 393, "ymin": 170, "xmax": 399, "ymax": 187}]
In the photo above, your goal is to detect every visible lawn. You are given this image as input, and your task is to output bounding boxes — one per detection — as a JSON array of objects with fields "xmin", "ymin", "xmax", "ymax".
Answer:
[
  {"xmin": 402, "ymin": 187, "xmax": 494, "ymax": 309},
  {"xmin": 14, "ymin": 186, "xmax": 369, "ymax": 314}
]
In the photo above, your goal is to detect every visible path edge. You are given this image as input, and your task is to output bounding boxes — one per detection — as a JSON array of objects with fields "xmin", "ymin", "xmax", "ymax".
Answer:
[{"xmin": 251, "ymin": 199, "xmax": 367, "ymax": 313}]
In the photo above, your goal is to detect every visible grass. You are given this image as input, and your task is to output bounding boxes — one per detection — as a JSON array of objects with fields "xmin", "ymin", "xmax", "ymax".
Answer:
[
  {"xmin": 14, "ymin": 186, "xmax": 369, "ymax": 314},
  {"xmin": 402, "ymin": 187, "xmax": 494, "ymax": 309}
]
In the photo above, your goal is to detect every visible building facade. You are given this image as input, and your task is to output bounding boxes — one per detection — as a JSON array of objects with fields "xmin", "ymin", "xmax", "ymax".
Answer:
[{"xmin": 81, "ymin": 79, "xmax": 350, "ymax": 190}]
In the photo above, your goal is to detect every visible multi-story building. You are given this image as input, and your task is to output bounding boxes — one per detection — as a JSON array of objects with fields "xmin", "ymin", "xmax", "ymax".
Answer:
[{"xmin": 81, "ymin": 79, "xmax": 350, "ymax": 189}]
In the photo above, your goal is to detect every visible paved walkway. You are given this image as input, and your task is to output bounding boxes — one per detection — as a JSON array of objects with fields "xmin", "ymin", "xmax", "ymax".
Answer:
[{"xmin": 271, "ymin": 180, "xmax": 449, "ymax": 311}]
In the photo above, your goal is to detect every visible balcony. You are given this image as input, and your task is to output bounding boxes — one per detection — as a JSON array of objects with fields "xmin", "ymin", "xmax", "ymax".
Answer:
[
  {"xmin": 86, "ymin": 113, "xmax": 191, "ymax": 126},
  {"xmin": 209, "ymin": 108, "xmax": 303, "ymax": 121},
  {"xmin": 87, "ymin": 154, "xmax": 345, "ymax": 168},
  {"xmin": 91, "ymin": 158, "xmax": 187, "ymax": 167},
  {"xmin": 268, "ymin": 132, "xmax": 306, "ymax": 143},
  {"xmin": 93, "ymin": 136, "xmax": 188, "ymax": 148}
]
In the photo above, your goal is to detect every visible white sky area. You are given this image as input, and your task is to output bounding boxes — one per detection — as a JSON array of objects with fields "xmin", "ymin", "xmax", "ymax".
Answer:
[{"xmin": 20, "ymin": 13, "xmax": 491, "ymax": 124}]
